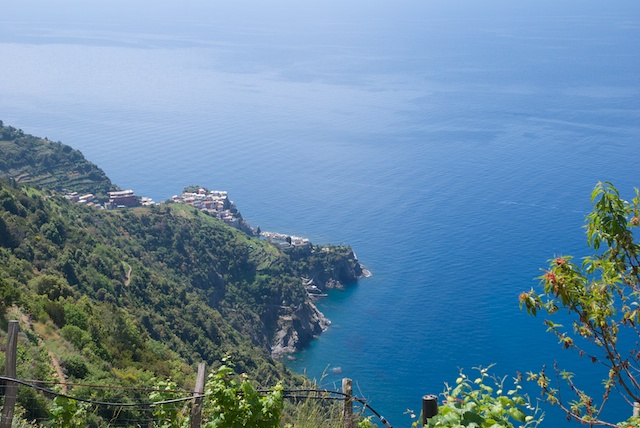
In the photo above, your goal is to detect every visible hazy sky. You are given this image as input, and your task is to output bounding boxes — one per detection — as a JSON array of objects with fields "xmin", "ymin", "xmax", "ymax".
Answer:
[{"xmin": 6, "ymin": 0, "xmax": 637, "ymax": 28}]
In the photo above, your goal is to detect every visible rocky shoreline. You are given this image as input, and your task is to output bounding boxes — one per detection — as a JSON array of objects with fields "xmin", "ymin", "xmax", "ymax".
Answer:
[
  {"xmin": 271, "ymin": 247, "xmax": 370, "ymax": 358},
  {"xmin": 271, "ymin": 300, "xmax": 331, "ymax": 359}
]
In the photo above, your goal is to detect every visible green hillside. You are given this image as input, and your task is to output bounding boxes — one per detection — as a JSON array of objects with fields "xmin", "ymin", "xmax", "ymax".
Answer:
[
  {"xmin": 0, "ymin": 121, "xmax": 115, "ymax": 200},
  {"xmin": 0, "ymin": 124, "xmax": 366, "ymax": 423}
]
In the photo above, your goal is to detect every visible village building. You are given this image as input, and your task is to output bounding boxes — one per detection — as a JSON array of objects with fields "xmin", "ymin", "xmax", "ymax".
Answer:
[
  {"xmin": 64, "ymin": 192, "xmax": 79, "ymax": 202},
  {"xmin": 108, "ymin": 190, "xmax": 139, "ymax": 207},
  {"xmin": 78, "ymin": 194, "xmax": 96, "ymax": 205}
]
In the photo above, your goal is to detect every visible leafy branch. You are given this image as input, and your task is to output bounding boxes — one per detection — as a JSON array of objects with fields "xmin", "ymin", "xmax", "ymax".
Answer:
[{"xmin": 520, "ymin": 182, "xmax": 640, "ymax": 426}]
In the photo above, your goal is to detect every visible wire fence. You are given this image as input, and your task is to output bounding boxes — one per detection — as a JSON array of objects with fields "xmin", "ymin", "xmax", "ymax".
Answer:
[
  {"xmin": 1, "ymin": 321, "xmax": 400, "ymax": 427},
  {"xmin": 0, "ymin": 375, "xmax": 394, "ymax": 427},
  {"xmin": 1, "ymin": 376, "xmax": 197, "ymax": 427}
]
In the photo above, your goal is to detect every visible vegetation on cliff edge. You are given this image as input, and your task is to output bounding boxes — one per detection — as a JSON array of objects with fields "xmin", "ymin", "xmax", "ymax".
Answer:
[{"xmin": 0, "ymin": 123, "xmax": 367, "ymax": 424}]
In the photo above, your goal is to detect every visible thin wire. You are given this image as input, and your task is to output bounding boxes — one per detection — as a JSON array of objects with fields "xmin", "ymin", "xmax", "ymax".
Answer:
[
  {"xmin": 18, "ymin": 378, "xmax": 190, "ymax": 393},
  {"xmin": 0, "ymin": 376, "xmax": 200, "ymax": 407}
]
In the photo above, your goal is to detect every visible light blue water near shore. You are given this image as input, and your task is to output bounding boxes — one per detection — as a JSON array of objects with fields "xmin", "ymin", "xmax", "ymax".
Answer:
[{"xmin": 1, "ymin": 1, "xmax": 640, "ymax": 425}]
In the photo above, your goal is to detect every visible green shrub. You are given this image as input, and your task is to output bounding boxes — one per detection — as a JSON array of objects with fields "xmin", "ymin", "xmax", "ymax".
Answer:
[
  {"xmin": 63, "ymin": 303, "xmax": 88, "ymax": 329},
  {"xmin": 61, "ymin": 324, "xmax": 92, "ymax": 350},
  {"xmin": 416, "ymin": 366, "xmax": 543, "ymax": 428},
  {"xmin": 148, "ymin": 359, "xmax": 284, "ymax": 428},
  {"xmin": 149, "ymin": 378, "xmax": 191, "ymax": 428},
  {"xmin": 49, "ymin": 396, "xmax": 89, "ymax": 428},
  {"xmin": 202, "ymin": 361, "xmax": 283, "ymax": 428},
  {"xmin": 61, "ymin": 355, "xmax": 89, "ymax": 379}
]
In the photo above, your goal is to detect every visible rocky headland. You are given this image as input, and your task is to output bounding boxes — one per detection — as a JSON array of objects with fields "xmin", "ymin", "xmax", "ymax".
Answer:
[
  {"xmin": 271, "ymin": 245, "xmax": 370, "ymax": 358},
  {"xmin": 0, "ymin": 122, "xmax": 370, "ymax": 362}
]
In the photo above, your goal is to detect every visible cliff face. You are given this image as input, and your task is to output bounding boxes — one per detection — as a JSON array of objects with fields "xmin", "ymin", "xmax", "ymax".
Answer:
[
  {"xmin": 270, "ymin": 300, "xmax": 330, "ymax": 358},
  {"xmin": 269, "ymin": 244, "xmax": 370, "ymax": 357},
  {"xmin": 316, "ymin": 248, "xmax": 370, "ymax": 290}
]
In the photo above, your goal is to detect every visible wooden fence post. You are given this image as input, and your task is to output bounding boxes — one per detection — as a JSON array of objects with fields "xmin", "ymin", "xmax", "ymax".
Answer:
[
  {"xmin": 1, "ymin": 320, "xmax": 20, "ymax": 428},
  {"xmin": 190, "ymin": 362, "xmax": 207, "ymax": 428},
  {"xmin": 342, "ymin": 378, "xmax": 353, "ymax": 428}
]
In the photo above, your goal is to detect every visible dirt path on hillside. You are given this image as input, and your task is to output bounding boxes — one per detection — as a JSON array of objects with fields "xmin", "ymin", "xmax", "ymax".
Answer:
[
  {"xmin": 124, "ymin": 262, "xmax": 132, "ymax": 286},
  {"xmin": 17, "ymin": 311, "xmax": 67, "ymax": 393},
  {"xmin": 47, "ymin": 350, "xmax": 67, "ymax": 393}
]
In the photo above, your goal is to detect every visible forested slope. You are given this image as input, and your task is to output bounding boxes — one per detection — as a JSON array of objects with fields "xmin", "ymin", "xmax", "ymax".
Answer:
[{"xmin": 0, "ymin": 124, "xmax": 367, "ymax": 421}]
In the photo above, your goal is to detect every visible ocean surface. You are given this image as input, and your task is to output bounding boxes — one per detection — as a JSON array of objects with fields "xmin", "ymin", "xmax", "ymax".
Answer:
[{"xmin": 1, "ymin": 1, "xmax": 639, "ymax": 425}]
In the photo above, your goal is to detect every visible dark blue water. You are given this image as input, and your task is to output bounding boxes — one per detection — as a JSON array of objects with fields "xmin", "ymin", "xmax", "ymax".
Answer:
[{"xmin": 2, "ymin": 1, "xmax": 639, "ymax": 425}]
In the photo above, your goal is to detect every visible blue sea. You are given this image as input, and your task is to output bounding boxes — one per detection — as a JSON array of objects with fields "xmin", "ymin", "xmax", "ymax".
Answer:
[{"xmin": 1, "ymin": 1, "xmax": 639, "ymax": 425}]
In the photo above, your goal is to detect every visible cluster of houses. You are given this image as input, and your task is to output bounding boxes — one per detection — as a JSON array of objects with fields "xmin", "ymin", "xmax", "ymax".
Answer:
[
  {"xmin": 64, "ymin": 186, "xmax": 310, "ymax": 249},
  {"xmin": 171, "ymin": 188, "xmax": 242, "ymax": 229},
  {"xmin": 172, "ymin": 188, "xmax": 311, "ymax": 248},
  {"xmin": 260, "ymin": 231, "xmax": 310, "ymax": 248},
  {"xmin": 64, "ymin": 192, "xmax": 99, "ymax": 206}
]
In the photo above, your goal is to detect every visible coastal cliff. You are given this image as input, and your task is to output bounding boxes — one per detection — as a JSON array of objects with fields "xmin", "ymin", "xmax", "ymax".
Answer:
[
  {"xmin": 268, "ymin": 244, "xmax": 370, "ymax": 357},
  {"xmin": 289, "ymin": 244, "xmax": 371, "ymax": 291},
  {"xmin": 271, "ymin": 300, "xmax": 330, "ymax": 358},
  {"xmin": 0, "ymin": 121, "xmax": 370, "ymax": 374}
]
